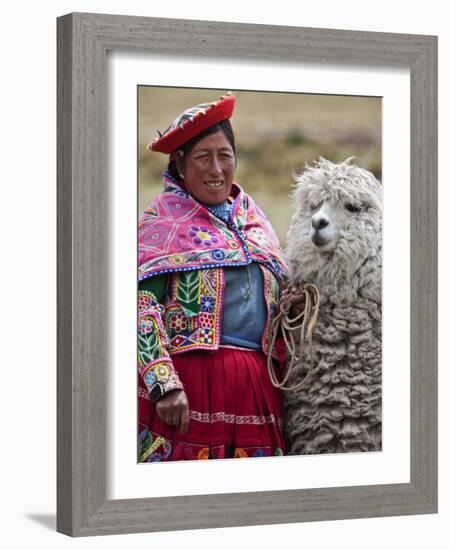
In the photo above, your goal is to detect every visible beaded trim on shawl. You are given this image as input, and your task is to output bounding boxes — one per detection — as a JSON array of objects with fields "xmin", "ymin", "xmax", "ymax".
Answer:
[{"xmin": 138, "ymin": 171, "xmax": 287, "ymax": 281}]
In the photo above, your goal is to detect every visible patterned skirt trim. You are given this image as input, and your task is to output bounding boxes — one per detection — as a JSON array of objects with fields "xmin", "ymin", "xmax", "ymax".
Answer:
[{"xmin": 139, "ymin": 427, "xmax": 284, "ymax": 462}]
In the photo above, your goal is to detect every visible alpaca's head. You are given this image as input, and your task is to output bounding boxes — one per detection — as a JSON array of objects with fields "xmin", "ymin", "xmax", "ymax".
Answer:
[{"xmin": 287, "ymin": 157, "xmax": 382, "ymax": 286}]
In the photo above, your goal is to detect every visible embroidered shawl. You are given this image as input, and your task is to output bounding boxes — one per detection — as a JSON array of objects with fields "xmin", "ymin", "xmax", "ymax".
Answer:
[{"xmin": 138, "ymin": 171, "xmax": 287, "ymax": 281}]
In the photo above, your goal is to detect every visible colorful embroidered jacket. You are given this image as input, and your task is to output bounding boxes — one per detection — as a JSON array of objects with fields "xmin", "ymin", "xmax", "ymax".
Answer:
[{"xmin": 138, "ymin": 171, "xmax": 287, "ymax": 402}]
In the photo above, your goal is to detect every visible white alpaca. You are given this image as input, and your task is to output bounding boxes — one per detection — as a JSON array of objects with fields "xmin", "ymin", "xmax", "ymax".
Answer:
[{"xmin": 284, "ymin": 157, "xmax": 382, "ymax": 454}]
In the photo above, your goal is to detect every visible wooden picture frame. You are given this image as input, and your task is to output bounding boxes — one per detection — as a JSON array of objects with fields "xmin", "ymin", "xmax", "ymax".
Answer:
[{"xmin": 57, "ymin": 12, "xmax": 438, "ymax": 536}]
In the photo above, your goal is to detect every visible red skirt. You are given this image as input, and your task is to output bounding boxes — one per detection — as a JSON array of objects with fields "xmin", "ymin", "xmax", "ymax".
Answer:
[{"xmin": 138, "ymin": 347, "xmax": 286, "ymax": 461}]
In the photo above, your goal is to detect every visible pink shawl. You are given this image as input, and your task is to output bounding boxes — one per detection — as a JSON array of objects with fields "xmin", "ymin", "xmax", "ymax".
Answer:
[{"xmin": 138, "ymin": 171, "xmax": 287, "ymax": 281}]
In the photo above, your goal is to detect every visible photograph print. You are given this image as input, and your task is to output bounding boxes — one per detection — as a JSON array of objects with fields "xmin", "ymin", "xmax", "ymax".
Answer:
[{"xmin": 137, "ymin": 87, "xmax": 382, "ymax": 463}]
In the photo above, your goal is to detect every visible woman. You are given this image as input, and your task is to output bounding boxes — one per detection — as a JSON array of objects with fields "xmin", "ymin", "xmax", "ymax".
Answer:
[{"xmin": 138, "ymin": 92, "xmax": 300, "ymax": 461}]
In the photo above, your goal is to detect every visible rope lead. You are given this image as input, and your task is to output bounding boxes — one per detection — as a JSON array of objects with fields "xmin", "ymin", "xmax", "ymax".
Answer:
[{"xmin": 267, "ymin": 283, "xmax": 320, "ymax": 392}]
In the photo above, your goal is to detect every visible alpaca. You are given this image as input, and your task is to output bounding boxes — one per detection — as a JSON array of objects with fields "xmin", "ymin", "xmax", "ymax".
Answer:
[{"xmin": 284, "ymin": 157, "xmax": 382, "ymax": 454}]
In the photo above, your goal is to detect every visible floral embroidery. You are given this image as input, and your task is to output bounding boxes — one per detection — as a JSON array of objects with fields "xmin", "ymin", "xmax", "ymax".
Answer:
[
  {"xmin": 248, "ymin": 227, "xmax": 270, "ymax": 247},
  {"xmin": 165, "ymin": 195, "xmax": 191, "ymax": 216},
  {"xmin": 155, "ymin": 364, "xmax": 170, "ymax": 381},
  {"xmin": 197, "ymin": 448, "xmax": 210, "ymax": 460},
  {"xmin": 144, "ymin": 370, "xmax": 156, "ymax": 387},
  {"xmin": 227, "ymin": 238, "xmax": 240, "ymax": 250},
  {"xmin": 138, "ymin": 289, "xmax": 163, "ymax": 317},
  {"xmin": 138, "ymin": 292, "xmax": 153, "ymax": 313},
  {"xmin": 139, "ymin": 318, "xmax": 154, "ymax": 335},
  {"xmin": 169, "ymin": 254, "xmax": 185, "ymax": 265},
  {"xmin": 170, "ymin": 312, "xmax": 187, "ymax": 332},
  {"xmin": 142, "ymin": 361, "xmax": 183, "ymax": 399},
  {"xmin": 141, "ymin": 222, "xmax": 170, "ymax": 248},
  {"xmin": 234, "ymin": 448, "xmax": 249, "ymax": 458},
  {"xmin": 188, "ymin": 225, "xmax": 219, "ymax": 247},
  {"xmin": 200, "ymin": 296, "xmax": 215, "ymax": 312},
  {"xmin": 211, "ymin": 249, "xmax": 225, "ymax": 261}
]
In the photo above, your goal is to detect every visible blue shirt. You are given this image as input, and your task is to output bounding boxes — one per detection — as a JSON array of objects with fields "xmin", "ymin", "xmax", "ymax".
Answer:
[{"xmin": 208, "ymin": 201, "xmax": 267, "ymax": 349}]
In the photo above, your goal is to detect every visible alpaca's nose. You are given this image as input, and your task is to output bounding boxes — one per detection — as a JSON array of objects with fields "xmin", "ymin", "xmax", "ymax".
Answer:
[{"xmin": 312, "ymin": 216, "xmax": 329, "ymax": 230}]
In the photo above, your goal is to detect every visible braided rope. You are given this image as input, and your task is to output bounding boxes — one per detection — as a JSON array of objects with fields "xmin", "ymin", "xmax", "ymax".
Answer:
[{"xmin": 267, "ymin": 283, "xmax": 320, "ymax": 392}]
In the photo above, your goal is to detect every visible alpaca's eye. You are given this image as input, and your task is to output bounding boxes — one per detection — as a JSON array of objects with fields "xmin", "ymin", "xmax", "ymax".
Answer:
[
  {"xmin": 345, "ymin": 203, "xmax": 361, "ymax": 213},
  {"xmin": 310, "ymin": 202, "xmax": 319, "ymax": 212}
]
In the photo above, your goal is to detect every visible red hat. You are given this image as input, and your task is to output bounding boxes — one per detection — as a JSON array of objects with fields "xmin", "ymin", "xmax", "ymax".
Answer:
[{"xmin": 147, "ymin": 92, "xmax": 235, "ymax": 154}]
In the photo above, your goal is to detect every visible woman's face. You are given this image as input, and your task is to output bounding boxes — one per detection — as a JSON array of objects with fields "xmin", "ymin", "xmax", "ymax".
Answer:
[{"xmin": 179, "ymin": 131, "xmax": 236, "ymax": 206}]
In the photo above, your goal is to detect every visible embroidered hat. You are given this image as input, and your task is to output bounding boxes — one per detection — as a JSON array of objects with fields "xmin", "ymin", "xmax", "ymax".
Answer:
[{"xmin": 147, "ymin": 92, "xmax": 236, "ymax": 154}]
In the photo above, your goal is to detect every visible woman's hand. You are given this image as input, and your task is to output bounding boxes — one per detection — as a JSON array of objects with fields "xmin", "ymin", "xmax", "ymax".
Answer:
[
  {"xmin": 288, "ymin": 285, "xmax": 306, "ymax": 318},
  {"xmin": 279, "ymin": 280, "xmax": 306, "ymax": 318},
  {"xmin": 156, "ymin": 389, "xmax": 190, "ymax": 434}
]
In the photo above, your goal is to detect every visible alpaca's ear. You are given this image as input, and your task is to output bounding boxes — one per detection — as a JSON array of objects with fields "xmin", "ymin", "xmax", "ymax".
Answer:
[
  {"xmin": 291, "ymin": 171, "xmax": 301, "ymax": 183},
  {"xmin": 316, "ymin": 156, "xmax": 334, "ymax": 172},
  {"xmin": 289, "ymin": 171, "xmax": 305, "ymax": 200},
  {"xmin": 290, "ymin": 173, "xmax": 300, "ymax": 199},
  {"xmin": 293, "ymin": 159, "xmax": 313, "ymax": 181}
]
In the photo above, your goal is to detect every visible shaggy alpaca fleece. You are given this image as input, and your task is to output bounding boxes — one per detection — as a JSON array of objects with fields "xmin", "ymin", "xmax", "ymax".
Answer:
[{"xmin": 284, "ymin": 157, "xmax": 382, "ymax": 454}]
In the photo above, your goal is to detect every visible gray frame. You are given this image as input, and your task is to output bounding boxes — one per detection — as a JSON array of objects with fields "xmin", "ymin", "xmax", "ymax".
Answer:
[{"xmin": 57, "ymin": 12, "xmax": 438, "ymax": 537}]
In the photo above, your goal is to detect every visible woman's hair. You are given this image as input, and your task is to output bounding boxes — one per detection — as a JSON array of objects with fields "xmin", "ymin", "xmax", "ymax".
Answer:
[{"xmin": 167, "ymin": 119, "xmax": 236, "ymax": 181}]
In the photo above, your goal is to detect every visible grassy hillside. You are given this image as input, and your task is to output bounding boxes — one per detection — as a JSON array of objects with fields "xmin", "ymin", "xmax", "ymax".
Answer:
[{"xmin": 138, "ymin": 87, "xmax": 381, "ymax": 246}]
